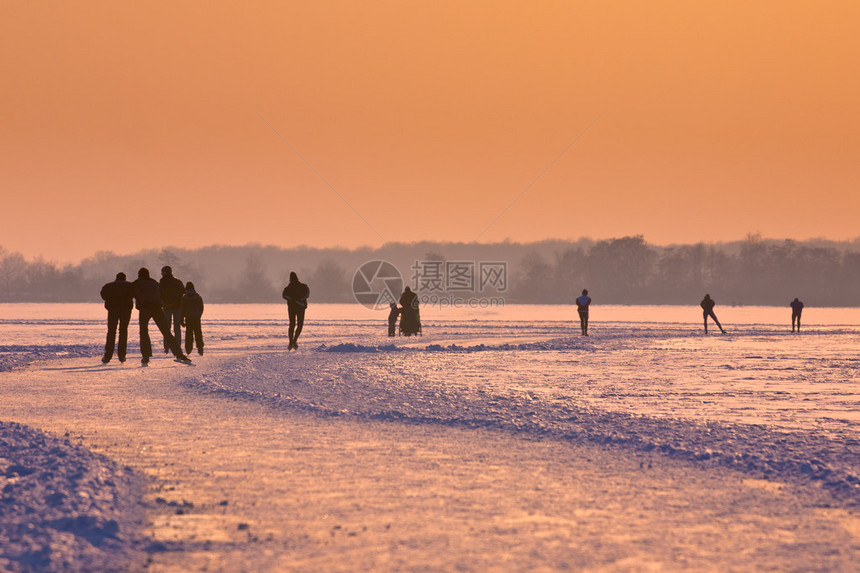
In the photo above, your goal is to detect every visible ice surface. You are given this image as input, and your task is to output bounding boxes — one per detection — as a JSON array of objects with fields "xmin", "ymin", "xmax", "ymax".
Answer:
[{"xmin": 1, "ymin": 302, "xmax": 859, "ymax": 569}]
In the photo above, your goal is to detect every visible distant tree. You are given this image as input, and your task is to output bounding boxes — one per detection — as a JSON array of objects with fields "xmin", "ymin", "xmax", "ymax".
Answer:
[
  {"xmin": 585, "ymin": 236, "xmax": 655, "ymax": 302},
  {"xmin": 158, "ymin": 249, "xmax": 182, "ymax": 270},
  {"xmin": 235, "ymin": 254, "xmax": 276, "ymax": 302},
  {"xmin": 308, "ymin": 260, "xmax": 351, "ymax": 302},
  {"xmin": 554, "ymin": 247, "xmax": 586, "ymax": 302},
  {"xmin": 512, "ymin": 251, "xmax": 556, "ymax": 303},
  {"xmin": 0, "ymin": 251, "xmax": 27, "ymax": 298},
  {"xmin": 26, "ymin": 257, "xmax": 63, "ymax": 300}
]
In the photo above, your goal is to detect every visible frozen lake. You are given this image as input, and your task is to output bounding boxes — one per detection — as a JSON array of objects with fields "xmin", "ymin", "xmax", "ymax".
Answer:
[
  {"xmin": 2, "ymin": 303, "xmax": 859, "ymax": 569},
  {"xmin": 2, "ymin": 302, "xmax": 858, "ymax": 440}
]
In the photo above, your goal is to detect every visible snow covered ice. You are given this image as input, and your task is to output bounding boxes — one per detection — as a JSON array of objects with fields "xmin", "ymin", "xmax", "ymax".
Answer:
[{"xmin": 1, "ymin": 303, "xmax": 859, "ymax": 570}]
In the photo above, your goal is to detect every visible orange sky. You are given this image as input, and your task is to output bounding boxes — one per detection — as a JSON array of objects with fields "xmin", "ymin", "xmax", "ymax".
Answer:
[{"xmin": 2, "ymin": 1, "xmax": 859, "ymax": 263}]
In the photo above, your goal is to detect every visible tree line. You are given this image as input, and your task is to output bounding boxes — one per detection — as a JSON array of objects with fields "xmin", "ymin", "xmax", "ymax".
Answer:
[{"xmin": 1, "ymin": 235, "xmax": 859, "ymax": 306}]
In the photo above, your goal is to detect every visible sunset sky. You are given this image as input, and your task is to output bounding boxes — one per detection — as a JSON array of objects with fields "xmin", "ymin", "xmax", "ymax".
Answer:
[{"xmin": 2, "ymin": 1, "xmax": 858, "ymax": 263}]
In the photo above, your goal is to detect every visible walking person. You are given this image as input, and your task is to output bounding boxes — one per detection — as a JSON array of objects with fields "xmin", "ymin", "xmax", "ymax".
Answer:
[
  {"xmin": 575, "ymin": 289, "xmax": 591, "ymax": 336},
  {"xmin": 159, "ymin": 266, "xmax": 185, "ymax": 353},
  {"xmin": 790, "ymin": 298, "xmax": 804, "ymax": 332},
  {"xmin": 700, "ymin": 294, "xmax": 725, "ymax": 334},
  {"xmin": 282, "ymin": 272, "xmax": 310, "ymax": 350},
  {"xmin": 180, "ymin": 281, "xmax": 205, "ymax": 356},
  {"xmin": 99, "ymin": 272, "xmax": 135, "ymax": 363},
  {"xmin": 133, "ymin": 267, "xmax": 190, "ymax": 365}
]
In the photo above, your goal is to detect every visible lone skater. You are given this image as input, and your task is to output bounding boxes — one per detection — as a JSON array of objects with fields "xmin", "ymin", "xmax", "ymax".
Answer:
[
  {"xmin": 387, "ymin": 303, "xmax": 401, "ymax": 337},
  {"xmin": 180, "ymin": 281, "xmax": 205, "ymax": 355},
  {"xmin": 700, "ymin": 294, "xmax": 725, "ymax": 334},
  {"xmin": 133, "ymin": 267, "xmax": 191, "ymax": 365},
  {"xmin": 575, "ymin": 289, "xmax": 591, "ymax": 336},
  {"xmin": 159, "ymin": 266, "xmax": 185, "ymax": 353},
  {"xmin": 100, "ymin": 272, "xmax": 135, "ymax": 363},
  {"xmin": 790, "ymin": 298, "xmax": 804, "ymax": 332},
  {"xmin": 282, "ymin": 272, "xmax": 310, "ymax": 350}
]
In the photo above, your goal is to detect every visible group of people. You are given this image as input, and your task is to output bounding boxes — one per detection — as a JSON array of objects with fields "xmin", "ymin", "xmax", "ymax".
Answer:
[
  {"xmin": 387, "ymin": 286, "xmax": 422, "ymax": 337},
  {"xmin": 102, "ymin": 268, "xmax": 312, "ymax": 364},
  {"xmin": 102, "ymin": 266, "xmax": 809, "ymax": 362},
  {"xmin": 701, "ymin": 294, "xmax": 805, "ymax": 334},
  {"xmin": 572, "ymin": 290, "xmax": 806, "ymax": 336},
  {"xmin": 100, "ymin": 266, "xmax": 204, "ymax": 365}
]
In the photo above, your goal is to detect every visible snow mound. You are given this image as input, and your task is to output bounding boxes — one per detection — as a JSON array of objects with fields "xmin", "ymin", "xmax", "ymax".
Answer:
[
  {"xmin": 318, "ymin": 343, "xmax": 401, "ymax": 353},
  {"xmin": 0, "ymin": 346, "xmax": 96, "ymax": 372},
  {"xmin": 0, "ymin": 421, "xmax": 146, "ymax": 572}
]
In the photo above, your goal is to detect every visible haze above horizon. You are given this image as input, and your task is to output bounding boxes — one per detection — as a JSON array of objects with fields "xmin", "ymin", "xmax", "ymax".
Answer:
[{"xmin": 2, "ymin": 2, "xmax": 858, "ymax": 263}]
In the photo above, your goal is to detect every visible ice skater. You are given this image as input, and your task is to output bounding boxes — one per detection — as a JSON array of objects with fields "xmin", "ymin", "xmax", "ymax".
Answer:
[
  {"xmin": 159, "ymin": 266, "xmax": 185, "ymax": 353},
  {"xmin": 282, "ymin": 271, "xmax": 310, "ymax": 350},
  {"xmin": 790, "ymin": 297, "xmax": 804, "ymax": 332},
  {"xmin": 133, "ymin": 267, "xmax": 191, "ymax": 365},
  {"xmin": 575, "ymin": 289, "xmax": 591, "ymax": 336},
  {"xmin": 387, "ymin": 303, "xmax": 401, "ymax": 337},
  {"xmin": 700, "ymin": 294, "xmax": 725, "ymax": 334},
  {"xmin": 99, "ymin": 272, "xmax": 135, "ymax": 363},
  {"xmin": 180, "ymin": 281, "xmax": 205, "ymax": 355}
]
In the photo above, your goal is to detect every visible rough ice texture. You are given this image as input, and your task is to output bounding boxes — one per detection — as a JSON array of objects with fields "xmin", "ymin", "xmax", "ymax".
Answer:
[
  {"xmin": 0, "ymin": 421, "xmax": 146, "ymax": 572},
  {"xmin": 188, "ymin": 331, "xmax": 860, "ymax": 507}
]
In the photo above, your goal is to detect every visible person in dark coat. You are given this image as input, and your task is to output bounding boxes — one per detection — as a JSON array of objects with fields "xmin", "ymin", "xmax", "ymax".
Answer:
[
  {"xmin": 100, "ymin": 272, "xmax": 135, "ymax": 363},
  {"xmin": 575, "ymin": 289, "xmax": 591, "ymax": 336},
  {"xmin": 399, "ymin": 287, "xmax": 421, "ymax": 336},
  {"xmin": 133, "ymin": 267, "xmax": 190, "ymax": 365},
  {"xmin": 387, "ymin": 303, "xmax": 401, "ymax": 337},
  {"xmin": 282, "ymin": 271, "xmax": 310, "ymax": 350},
  {"xmin": 180, "ymin": 281, "xmax": 205, "ymax": 355},
  {"xmin": 700, "ymin": 294, "xmax": 725, "ymax": 334},
  {"xmin": 790, "ymin": 298, "xmax": 804, "ymax": 332},
  {"xmin": 159, "ymin": 266, "xmax": 185, "ymax": 353}
]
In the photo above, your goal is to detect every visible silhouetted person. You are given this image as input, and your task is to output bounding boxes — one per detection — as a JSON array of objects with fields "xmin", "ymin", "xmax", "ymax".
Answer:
[
  {"xmin": 180, "ymin": 281, "xmax": 205, "ymax": 356},
  {"xmin": 133, "ymin": 267, "xmax": 190, "ymax": 365},
  {"xmin": 399, "ymin": 286, "xmax": 421, "ymax": 336},
  {"xmin": 282, "ymin": 271, "xmax": 310, "ymax": 350},
  {"xmin": 159, "ymin": 266, "xmax": 185, "ymax": 353},
  {"xmin": 388, "ymin": 303, "xmax": 401, "ymax": 337},
  {"xmin": 575, "ymin": 289, "xmax": 591, "ymax": 336},
  {"xmin": 100, "ymin": 272, "xmax": 135, "ymax": 363},
  {"xmin": 790, "ymin": 298, "xmax": 804, "ymax": 332},
  {"xmin": 700, "ymin": 294, "xmax": 725, "ymax": 334}
]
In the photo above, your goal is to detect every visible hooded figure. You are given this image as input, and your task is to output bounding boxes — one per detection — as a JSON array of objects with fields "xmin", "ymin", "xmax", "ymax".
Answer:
[
  {"xmin": 180, "ymin": 281, "xmax": 205, "ymax": 355},
  {"xmin": 100, "ymin": 272, "xmax": 135, "ymax": 363},
  {"xmin": 282, "ymin": 271, "xmax": 310, "ymax": 349}
]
